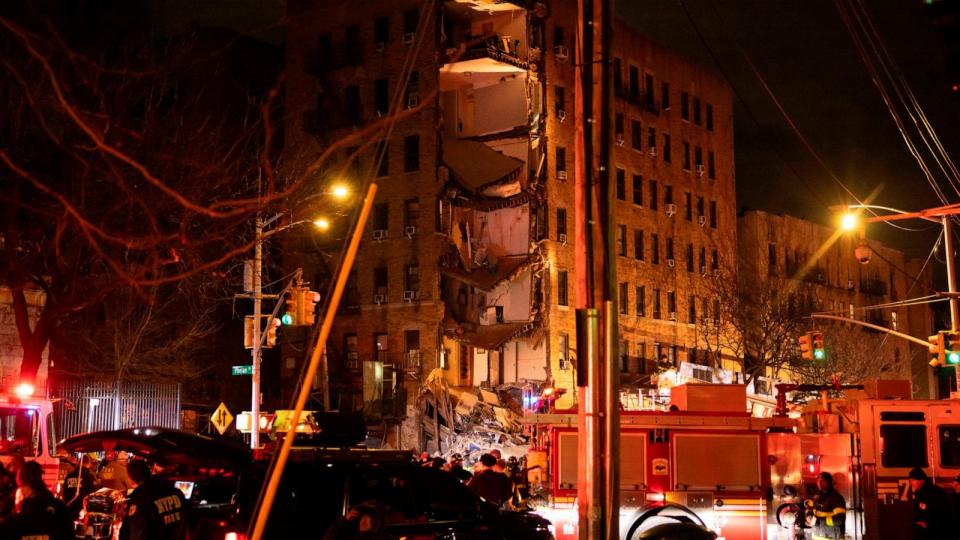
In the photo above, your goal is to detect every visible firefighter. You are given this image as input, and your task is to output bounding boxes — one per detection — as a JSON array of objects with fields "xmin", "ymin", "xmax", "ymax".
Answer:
[
  {"xmin": 907, "ymin": 467, "xmax": 953, "ymax": 540},
  {"xmin": 0, "ymin": 461, "xmax": 74, "ymax": 540},
  {"xmin": 119, "ymin": 460, "xmax": 187, "ymax": 540},
  {"xmin": 445, "ymin": 454, "xmax": 472, "ymax": 483},
  {"xmin": 811, "ymin": 472, "xmax": 845, "ymax": 540}
]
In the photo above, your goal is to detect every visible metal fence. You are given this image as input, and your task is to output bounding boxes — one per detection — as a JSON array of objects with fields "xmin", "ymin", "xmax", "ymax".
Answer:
[{"xmin": 51, "ymin": 380, "xmax": 180, "ymax": 440}]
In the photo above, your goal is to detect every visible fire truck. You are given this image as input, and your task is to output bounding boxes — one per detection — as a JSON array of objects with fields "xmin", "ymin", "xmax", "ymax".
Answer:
[
  {"xmin": 525, "ymin": 380, "xmax": 960, "ymax": 540},
  {"xmin": 0, "ymin": 384, "xmax": 60, "ymax": 490},
  {"xmin": 523, "ymin": 383, "xmax": 795, "ymax": 540},
  {"xmin": 766, "ymin": 380, "xmax": 960, "ymax": 540}
]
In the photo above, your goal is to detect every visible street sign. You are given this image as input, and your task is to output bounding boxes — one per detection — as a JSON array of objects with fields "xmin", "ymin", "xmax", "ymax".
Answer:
[
  {"xmin": 232, "ymin": 365, "xmax": 254, "ymax": 376},
  {"xmin": 211, "ymin": 402, "xmax": 234, "ymax": 435}
]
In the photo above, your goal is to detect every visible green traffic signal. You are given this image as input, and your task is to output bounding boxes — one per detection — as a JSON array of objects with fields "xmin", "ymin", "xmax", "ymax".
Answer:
[
  {"xmin": 813, "ymin": 349, "xmax": 826, "ymax": 361},
  {"xmin": 948, "ymin": 351, "xmax": 960, "ymax": 365},
  {"xmin": 281, "ymin": 313, "xmax": 294, "ymax": 325}
]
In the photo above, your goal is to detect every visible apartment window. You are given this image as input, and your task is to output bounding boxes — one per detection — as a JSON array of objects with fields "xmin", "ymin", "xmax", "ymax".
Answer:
[
  {"xmin": 634, "ymin": 230, "xmax": 644, "ymax": 260},
  {"xmin": 629, "ymin": 65, "xmax": 640, "ymax": 101},
  {"xmin": 556, "ymin": 146, "xmax": 567, "ymax": 176},
  {"xmin": 644, "ymin": 73, "xmax": 655, "ymax": 109},
  {"xmin": 617, "ymin": 225, "xmax": 627, "ymax": 256},
  {"xmin": 619, "ymin": 282, "xmax": 628, "ymax": 314},
  {"xmin": 404, "ymin": 134, "xmax": 420, "ymax": 172},
  {"xmin": 693, "ymin": 97, "xmax": 701, "ymax": 125},
  {"xmin": 697, "ymin": 196, "xmax": 705, "ymax": 218},
  {"xmin": 699, "ymin": 247, "xmax": 706, "ymax": 273},
  {"xmin": 374, "ymin": 267, "xmax": 388, "ymax": 297},
  {"xmin": 556, "ymin": 208, "xmax": 567, "ymax": 239},
  {"xmin": 616, "ymin": 169, "xmax": 626, "ymax": 200},
  {"xmin": 686, "ymin": 243, "xmax": 694, "ymax": 272},
  {"xmin": 376, "ymin": 141, "xmax": 389, "ymax": 177},
  {"xmin": 554, "ymin": 25, "xmax": 565, "ymax": 47},
  {"xmin": 695, "ymin": 146, "xmax": 703, "ymax": 169},
  {"xmin": 615, "ymin": 113, "xmax": 624, "ymax": 137},
  {"xmin": 344, "ymin": 270, "xmax": 359, "ymax": 308},
  {"xmin": 375, "ymin": 333, "xmax": 389, "ymax": 362},
  {"xmin": 373, "ymin": 203, "xmax": 389, "ymax": 231},
  {"xmin": 631, "ymin": 120, "xmax": 642, "ymax": 150},
  {"xmin": 647, "ymin": 127, "xmax": 656, "ymax": 151},
  {"xmin": 688, "ymin": 296, "xmax": 697, "ymax": 323},
  {"xmin": 636, "ymin": 286, "xmax": 646, "ymax": 316},
  {"xmin": 403, "ymin": 8, "xmax": 419, "ymax": 36},
  {"xmin": 559, "ymin": 333, "xmax": 570, "ymax": 368},
  {"xmin": 713, "ymin": 299, "xmax": 721, "ymax": 325},
  {"xmin": 405, "ymin": 264, "xmax": 420, "ymax": 292},
  {"xmin": 680, "ymin": 91, "xmax": 689, "ymax": 120},
  {"xmin": 706, "ymin": 103, "xmax": 714, "ymax": 131},
  {"xmin": 345, "ymin": 85, "xmax": 361, "ymax": 124},
  {"xmin": 663, "ymin": 133, "xmax": 671, "ymax": 163},
  {"xmin": 554, "ymin": 86, "xmax": 565, "ymax": 118},
  {"xmin": 653, "ymin": 342, "xmax": 663, "ymax": 362},
  {"xmin": 653, "ymin": 289, "xmax": 662, "ymax": 319},
  {"xmin": 374, "ymin": 16, "xmax": 389, "ymax": 46},
  {"xmin": 684, "ymin": 192, "xmax": 692, "ymax": 221},
  {"xmin": 666, "ymin": 237, "xmax": 674, "ymax": 260},
  {"xmin": 345, "ymin": 334, "xmax": 359, "ymax": 368},
  {"xmin": 661, "ymin": 81, "xmax": 670, "ymax": 110},
  {"xmin": 710, "ymin": 200, "xmax": 718, "ymax": 228},
  {"xmin": 405, "ymin": 71, "xmax": 420, "ymax": 104},
  {"xmin": 652, "ymin": 234, "xmax": 660, "ymax": 264},
  {"xmin": 374, "ymin": 79, "xmax": 389, "ymax": 116},
  {"xmin": 649, "ymin": 180, "xmax": 658, "ymax": 210},
  {"xmin": 632, "ymin": 174, "xmax": 643, "ymax": 205},
  {"xmin": 404, "ymin": 198, "xmax": 419, "ymax": 228},
  {"xmin": 683, "ymin": 141, "xmax": 691, "ymax": 170},
  {"xmin": 620, "ymin": 340, "xmax": 630, "ymax": 372},
  {"xmin": 891, "ymin": 311, "xmax": 899, "ymax": 330},
  {"xmin": 613, "ymin": 58, "xmax": 623, "ymax": 97},
  {"xmin": 316, "ymin": 33, "xmax": 333, "ymax": 72},
  {"xmin": 664, "ymin": 185, "xmax": 673, "ymax": 206},
  {"xmin": 711, "ymin": 249, "xmax": 719, "ymax": 271},
  {"xmin": 667, "ymin": 291, "xmax": 676, "ymax": 316},
  {"xmin": 708, "ymin": 151, "xmax": 716, "ymax": 179},
  {"xmin": 345, "ymin": 25, "xmax": 362, "ymax": 65},
  {"xmin": 459, "ymin": 343, "xmax": 469, "ymax": 380},
  {"xmin": 558, "ymin": 270, "xmax": 569, "ymax": 306}
]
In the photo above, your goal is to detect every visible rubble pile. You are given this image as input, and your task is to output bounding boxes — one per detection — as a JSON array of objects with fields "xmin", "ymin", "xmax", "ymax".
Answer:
[{"xmin": 444, "ymin": 385, "xmax": 529, "ymax": 463}]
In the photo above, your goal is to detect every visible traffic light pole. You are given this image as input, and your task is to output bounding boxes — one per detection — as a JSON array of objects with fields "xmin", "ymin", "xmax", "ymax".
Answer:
[{"xmin": 251, "ymin": 219, "xmax": 264, "ymax": 450}]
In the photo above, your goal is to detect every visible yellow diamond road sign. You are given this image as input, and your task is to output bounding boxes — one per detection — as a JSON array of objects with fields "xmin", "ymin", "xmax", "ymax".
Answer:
[{"xmin": 211, "ymin": 402, "xmax": 233, "ymax": 435}]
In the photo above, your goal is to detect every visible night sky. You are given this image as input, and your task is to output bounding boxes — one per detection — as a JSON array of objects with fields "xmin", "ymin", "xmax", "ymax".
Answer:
[{"xmin": 621, "ymin": 0, "xmax": 959, "ymax": 257}]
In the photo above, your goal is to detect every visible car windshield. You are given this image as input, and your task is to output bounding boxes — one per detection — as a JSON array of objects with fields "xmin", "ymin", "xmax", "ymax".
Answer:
[{"xmin": 0, "ymin": 406, "xmax": 39, "ymax": 457}]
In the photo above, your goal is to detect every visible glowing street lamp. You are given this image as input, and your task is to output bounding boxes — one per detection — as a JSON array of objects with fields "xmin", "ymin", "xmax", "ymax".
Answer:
[
  {"xmin": 313, "ymin": 217, "xmax": 331, "ymax": 231},
  {"xmin": 840, "ymin": 213, "xmax": 858, "ymax": 232},
  {"xmin": 331, "ymin": 184, "xmax": 350, "ymax": 200}
]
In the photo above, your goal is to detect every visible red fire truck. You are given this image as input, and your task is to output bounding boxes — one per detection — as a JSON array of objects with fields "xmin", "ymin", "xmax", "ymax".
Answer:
[
  {"xmin": 523, "ymin": 384, "xmax": 795, "ymax": 540},
  {"xmin": 0, "ymin": 384, "xmax": 60, "ymax": 490}
]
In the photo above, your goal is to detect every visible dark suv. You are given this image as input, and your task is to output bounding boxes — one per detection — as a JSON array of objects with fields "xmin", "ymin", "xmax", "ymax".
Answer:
[{"xmin": 259, "ymin": 447, "xmax": 554, "ymax": 539}]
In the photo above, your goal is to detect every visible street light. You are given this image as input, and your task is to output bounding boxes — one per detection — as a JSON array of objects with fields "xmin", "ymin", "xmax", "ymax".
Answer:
[
  {"xmin": 312, "ymin": 217, "xmax": 331, "ymax": 231},
  {"xmin": 840, "ymin": 213, "xmax": 858, "ymax": 232},
  {"xmin": 331, "ymin": 184, "xmax": 350, "ymax": 200}
]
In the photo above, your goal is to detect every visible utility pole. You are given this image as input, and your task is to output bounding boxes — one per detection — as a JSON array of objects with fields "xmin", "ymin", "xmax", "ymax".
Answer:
[{"xmin": 250, "ymin": 218, "xmax": 264, "ymax": 450}]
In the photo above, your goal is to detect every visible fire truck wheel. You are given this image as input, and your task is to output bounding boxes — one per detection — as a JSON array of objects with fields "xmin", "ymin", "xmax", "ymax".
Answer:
[
  {"xmin": 631, "ymin": 523, "xmax": 717, "ymax": 540},
  {"xmin": 621, "ymin": 503, "xmax": 710, "ymax": 540}
]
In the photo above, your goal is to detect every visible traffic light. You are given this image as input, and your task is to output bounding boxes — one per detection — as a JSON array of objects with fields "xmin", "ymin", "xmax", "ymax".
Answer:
[
  {"xmin": 282, "ymin": 289, "xmax": 299, "ymax": 325},
  {"xmin": 265, "ymin": 317, "xmax": 280, "ymax": 348},
  {"xmin": 812, "ymin": 331, "xmax": 826, "ymax": 361},
  {"xmin": 301, "ymin": 289, "xmax": 319, "ymax": 326},
  {"xmin": 929, "ymin": 331, "xmax": 946, "ymax": 367},
  {"xmin": 946, "ymin": 331, "xmax": 960, "ymax": 365},
  {"xmin": 798, "ymin": 332, "xmax": 813, "ymax": 361}
]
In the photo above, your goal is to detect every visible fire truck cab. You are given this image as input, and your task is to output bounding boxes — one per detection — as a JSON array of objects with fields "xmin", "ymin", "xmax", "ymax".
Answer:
[
  {"xmin": 770, "ymin": 381, "xmax": 960, "ymax": 540},
  {"xmin": 0, "ymin": 392, "xmax": 59, "ymax": 490},
  {"xmin": 524, "ymin": 384, "xmax": 795, "ymax": 540}
]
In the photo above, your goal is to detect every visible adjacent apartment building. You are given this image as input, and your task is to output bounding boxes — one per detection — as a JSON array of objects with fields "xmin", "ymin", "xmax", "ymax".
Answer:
[
  {"xmin": 283, "ymin": 0, "xmax": 737, "ymax": 448},
  {"xmin": 738, "ymin": 210, "xmax": 935, "ymax": 399}
]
